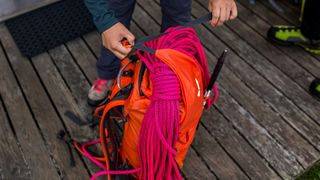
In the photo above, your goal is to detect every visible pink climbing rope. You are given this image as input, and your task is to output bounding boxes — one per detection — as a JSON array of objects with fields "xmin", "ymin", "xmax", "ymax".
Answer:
[
  {"xmin": 79, "ymin": 27, "xmax": 217, "ymax": 180},
  {"xmin": 136, "ymin": 27, "xmax": 213, "ymax": 180}
]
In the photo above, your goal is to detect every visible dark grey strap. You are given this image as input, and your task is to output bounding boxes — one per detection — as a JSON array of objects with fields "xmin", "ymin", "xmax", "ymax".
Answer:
[{"xmin": 134, "ymin": 13, "xmax": 212, "ymax": 53}]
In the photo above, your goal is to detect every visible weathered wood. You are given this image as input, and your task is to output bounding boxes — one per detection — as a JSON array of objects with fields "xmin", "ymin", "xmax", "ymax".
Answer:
[
  {"xmin": 0, "ymin": 68, "xmax": 30, "ymax": 180},
  {"xmin": 182, "ymin": 148, "xmax": 217, "ymax": 180},
  {"xmin": 0, "ymin": 27, "xmax": 60, "ymax": 180},
  {"xmin": 195, "ymin": 0, "xmax": 320, "ymax": 152},
  {"xmin": 48, "ymin": 45, "xmax": 92, "ymax": 114},
  {"xmin": 195, "ymin": 0, "xmax": 320, "ymax": 123},
  {"xmin": 201, "ymin": 108, "xmax": 281, "ymax": 180},
  {"xmin": 66, "ymin": 38, "xmax": 97, "ymax": 83},
  {"xmin": 237, "ymin": 0, "xmax": 320, "ymax": 62},
  {"xmin": 192, "ymin": 126, "xmax": 249, "ymax": 179},
  {"xmin": 0, "ymin": 25, "xmax": 90, "ymax": 179},
  {"xmin": 195, "ymin": 0, "xmax": 320, "ymax": 121},
  {"xmin": 1, "ymin": 0, "xmax": 319, "ymax": 178},
  {"xmin": 237, "ymin": 0, "xmax": 291, "ymax": 25},
  {"xmin": 234, "ymin": 2, "xmax": 320, "ymax": 78},
  {"xmin": 259, "ymin": 0, "xmax": 299, "ymax": 25},
  {"xmin": 134, "ymin": 2, "xmax": 308, "ymax": 177},
  {"xmin": 278, "ymin": 0, "xmax": 300, "ymax": 12},
  {"xmin": 216, "ymin": 87, "xmax": 303, "ymax": 178},
  {"xmin": 83, "ymin": 31, "xmax": 101, "ymax": 57},
  {"xmin": 31, "ymin": 52, "xmax": 101, "ymax": 172}
]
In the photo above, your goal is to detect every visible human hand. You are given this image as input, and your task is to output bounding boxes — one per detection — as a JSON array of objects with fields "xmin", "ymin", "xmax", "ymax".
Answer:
[
  {"xmin": 101, "ymin": 22, "xmax": 135, "ymax": 59},
  {"xmin": 208, "ymin": 0, "xmax": 238, "ymax": 27}
]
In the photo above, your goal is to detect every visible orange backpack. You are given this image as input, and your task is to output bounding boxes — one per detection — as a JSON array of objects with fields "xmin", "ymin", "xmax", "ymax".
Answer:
[{"xmin": 73, "ymin": 13, "xmax": 226, "ymax": 180}]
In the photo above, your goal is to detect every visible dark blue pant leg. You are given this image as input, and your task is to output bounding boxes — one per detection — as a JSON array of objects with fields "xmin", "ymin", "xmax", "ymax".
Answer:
[
  {"xmin": 96, "ymin": 0, "xmax": 136, "ymax": 80},
  {"xmin": 301, "ymin": 0, "xmax": 320, "ymax": 40},
  {"xmin": 160, "ymin": 0, "xmax": 192, "ymax": 32}
]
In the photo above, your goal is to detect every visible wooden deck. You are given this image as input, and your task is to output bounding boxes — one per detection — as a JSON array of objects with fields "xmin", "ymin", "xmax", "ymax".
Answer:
[{"xmin": 0, "ymin": 0, "xmax": 320, "ymax": 179}]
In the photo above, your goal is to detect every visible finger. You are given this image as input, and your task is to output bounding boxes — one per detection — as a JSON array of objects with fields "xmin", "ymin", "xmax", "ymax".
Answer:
[
  {"xmin": 116, "ymin": 43, "xmax": 131, "ymax": 55},
  {"xmin": 230, "ymin": 3, "xmax": 238, "ymax": 20},
  {"xmin": 124, "ymin": 31, "xmax": 135, "ymax": 45},
  {"xmin": 211, "ymin": 6, "xmax": 220, "ymax": 27},
  {"xmin": 217, "ymin": 7, "xmax": 226, "ymax": 26}
]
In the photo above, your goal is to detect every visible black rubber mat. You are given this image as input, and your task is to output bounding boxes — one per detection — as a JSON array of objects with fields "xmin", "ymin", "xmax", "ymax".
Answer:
[{"xmin": 5, "ymin": 0, "xmax": 96, "ymax": 58}]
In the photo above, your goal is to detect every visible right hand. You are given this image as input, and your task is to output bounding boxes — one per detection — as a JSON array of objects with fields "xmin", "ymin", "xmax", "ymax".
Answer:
[{"xmin": 102, "ymin": 22, "xmax": 135, "ymax": 59}]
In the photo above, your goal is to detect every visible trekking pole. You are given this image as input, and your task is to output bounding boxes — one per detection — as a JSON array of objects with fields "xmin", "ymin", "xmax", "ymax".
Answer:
[{"xmin": 204, "ymin": 49, "xmax": 228, "ymax": 104}]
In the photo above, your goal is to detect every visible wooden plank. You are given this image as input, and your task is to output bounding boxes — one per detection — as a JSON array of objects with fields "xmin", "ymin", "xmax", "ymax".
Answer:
[
  {"xmin": 48, "ymin": 45, "xmax": 92, "ymax": 114},
  {"xmin": 278, "ymin": 0, "xmax": 300, "ymax": 12},
  {"xmin": 0, "ymin": 27, "xmax": 60, "ymax": 180},
  {"xmin": 192, "ymin": 126, "xmax": 249, "ymax": 179},
  {"xmin": 182, "ymin": 148, "xmax": 217, "ymax": 180},
  {"xmin": 237, "ymin": 0, "xmax": 290, "ymax": 25},
  {"xmin": 234, "ymin": 2, "xmax": 320, "ymax": 78},
  {"xmin": 195, "ymin": 0, "xmax": 320, "ymax": 123},
  {"xmin": 31, "ymin": 52, "xmax": 101, "ymax": 173},
  {"xmin": 195, "ymin": 0, "xmax": 320, "ymax": 165},
  {"xmin": 0, "ymin": 82, "xmax": 30, "ymax": 180},
  {"xmin": 0, "ymin": 25, "xmax": 90, "ymax": 179},
  {"xmin": 83, "ymin": 31, "xmax": 101, "ymax": 57},
  {"xmin": 259, "ymin": 0, "xmax": 300, "ymax": 25},
  {"xmin": 66, "ymin": 38, "xmax": 97, "ymax": 83},
  {"xmin": 81, "ymin": 25, "xmax": 218, "ymax": 179},
  {"xmin": 215, "ymin": 87, "xmax": 303, "ymax": 178},
  {"xmin": 218, "ymin": 6, "xmax": 314, "ymax": 89},
  {"xmin": 194, "ymin": 0, "xmax": 320, "ymax": 148},
  {"xmin": 201, "ymin": 108, "xmax": 281, "ymax": 180},
  {"xmin": 134, "ymin": 2, "xmax": 306, "ymax": 178},
  {"xmin": 237, "ymin": 0, "xmax": 320, "ymax": 62}
]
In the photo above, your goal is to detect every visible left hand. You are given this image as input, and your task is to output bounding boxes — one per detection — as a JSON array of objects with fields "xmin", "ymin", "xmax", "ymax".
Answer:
[{"xmin": 208, "ymin": 0, "xmax": 238, "ymax": 27}]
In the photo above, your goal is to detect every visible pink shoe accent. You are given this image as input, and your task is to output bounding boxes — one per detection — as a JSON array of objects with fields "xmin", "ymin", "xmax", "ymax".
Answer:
[{"xmin": 92, "ymin": 79, "xmax": 108, "ymax": 92}]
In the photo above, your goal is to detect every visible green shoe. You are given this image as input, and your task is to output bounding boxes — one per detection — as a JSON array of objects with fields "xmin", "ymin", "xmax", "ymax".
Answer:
[
  {"xmin": 310, "ymin": 78, "xmax": 320, "ymax": 99},
  {"xmin": 267, "ymin": 26, "xmax": 320, "ymax": 54}
]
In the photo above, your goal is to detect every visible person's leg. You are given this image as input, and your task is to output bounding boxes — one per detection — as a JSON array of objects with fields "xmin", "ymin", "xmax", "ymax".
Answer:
[
  {"xmin": 160, "ymin": 0, "xmax": 192, "ymax": 32},
  {"xmin": 89, "ymin": 0, "xmax": 136, "ymax": 106},
  {"xmin": 300, "ymin": 0, "xmax": 320, "ymax": 41}
]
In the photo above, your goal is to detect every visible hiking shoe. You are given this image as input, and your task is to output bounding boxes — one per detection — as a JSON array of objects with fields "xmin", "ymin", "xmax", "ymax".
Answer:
[
  {"xmin": 310, "ymin": 78, "xmax": 320, "ymax": 99},
  {"xmin": 267, "ymin": 26, "xmax": 320, "ymax": 54},
  {"xmin": 88, "ymin": 79, "xmax": 114, "ymax": 106}
]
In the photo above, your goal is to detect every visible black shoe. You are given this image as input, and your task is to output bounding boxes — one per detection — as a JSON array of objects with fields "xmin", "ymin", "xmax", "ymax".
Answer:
[{"xmin": 310, "ymin": 78, "xmax": 320, "ymax": 98}]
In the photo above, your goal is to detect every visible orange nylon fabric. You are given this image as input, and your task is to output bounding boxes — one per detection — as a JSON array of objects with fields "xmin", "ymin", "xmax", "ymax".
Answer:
[{"xmin": 120, "ymin": 49, "xmax": 204, "ymax": 169}]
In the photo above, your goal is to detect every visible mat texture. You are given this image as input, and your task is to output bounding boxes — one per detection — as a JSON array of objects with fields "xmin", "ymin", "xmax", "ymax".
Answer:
[{"xmin": 5, "ymin": 0, "xmax": 96, "ymax": 58}]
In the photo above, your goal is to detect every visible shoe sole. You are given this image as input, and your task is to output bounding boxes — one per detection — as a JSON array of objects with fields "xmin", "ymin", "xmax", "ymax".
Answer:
[
  {"xmin": 267, "ymin": 31, "xmax": 320, "ymax": 54},
  {"xmin": 87, "ymin": 97, "xmax": 108, "ymax": 107}
]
